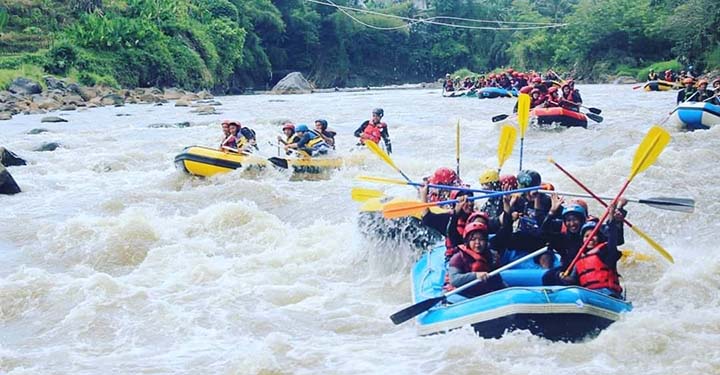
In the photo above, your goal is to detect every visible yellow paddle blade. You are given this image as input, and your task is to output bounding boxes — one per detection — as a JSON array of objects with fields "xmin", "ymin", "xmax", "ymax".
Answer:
[
  {"xmin": 360, "ymin": 198, "xmax": 384, "ymax": 212},
  {"xmin": 517, "ymin": 93, "xmax": 531, "ymax": 136},
  {"xmin": 497, "ymin": 125, "xmax": 517, "ymax": 169},
  {"xmin": 356, "ymin": 175, "xmax": 408, "ymax": 186},
  {"xmin": 620, "ymin": 249, "xmax": 654, "ymax": 264},
  {"xmin": 351, "ymin": 187, "xmax": 384, "ymax": 202},
  {"xmin": 630, "ymin": 225, "xmax": 674, "ymax": 263},
  {"xmin": 365, "ymin": 140, "xmax": 398, "ymax": 172},
  {"xmin": 382, "ymin": 200, "xmax": 436, "ymax": 219},
  {"xmin": 630, "ymin": 126, "xmax": 670, "ymax": 180}
]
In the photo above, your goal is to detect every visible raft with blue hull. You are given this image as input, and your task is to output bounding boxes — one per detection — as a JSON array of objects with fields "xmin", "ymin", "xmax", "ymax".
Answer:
[
  {"xmin": 669, "ymin": 102, "xmax": 720, "ymax": 130},
  {"xmin": 478, "ymin": 87, "xmax": 517, "ymax": 99},
  {"xmin": 410, "ymin": 245, "xmax": 632, "ymax": 341}
]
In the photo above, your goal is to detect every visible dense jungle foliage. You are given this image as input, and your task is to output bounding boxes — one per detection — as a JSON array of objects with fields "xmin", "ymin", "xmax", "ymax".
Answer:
[{"xmin": 0, "ymin": 0, "xmax": 718, "ymax": 92}]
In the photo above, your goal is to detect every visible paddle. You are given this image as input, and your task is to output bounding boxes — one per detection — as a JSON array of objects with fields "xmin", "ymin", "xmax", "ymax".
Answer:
[
  {"xmin": 561, "ymin": 125, "xmax": 672, "ymax": 276},
  {"xmin": 382, "ymin": 186, "xmax": 540, "ymax": 219},
  {"xmin": 586, "ymin": 112, "xmax": 604, "ymax": 123},
  {"xmin": 538, "ymin": 188, "xmax": 694, "ymax": 213},
  {"xmin": 356, "ymin": 175, "xmax": 493, "ymax": 193},
  {"xmin": 517, "ymin": 93, "xmax": 530, "ymax": 171},
  {"xmin": 497, "ymin": 125, "xmax": 517, "ymax": 172},
  {"xmin": 389, "ymin": 247, "xmax": 549, "ymax": 325},
  {"xmin": 364, "ymin": 140, "xmax": 414, "ymax": 184},
  {"xmin": 351, "ymin": 187, "xmax": 384, "ymax": 202},
  {"xmin": 455, "ymin": 119, "xmax": 461, "ymax": 176},
  {"xmin": 492, "ymin": 114, "xmax": 510, "ymax": 122},
  {"xmin": 548, "ymin": 159, "xmax": 675, "ymax": 263}
]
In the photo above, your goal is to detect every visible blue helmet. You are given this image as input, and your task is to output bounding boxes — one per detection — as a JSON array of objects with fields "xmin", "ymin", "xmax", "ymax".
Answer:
[
  {"xmin": 517, "ymin": 170, "xmax": 541, "ymax": 188},
  {"xmin": 562, "ymin": 204, "xmax": 587, "ymax": 220},
  {"xmin": 580, "ymin": 221, "xmax": 606, "ymax": 241},
  {"xmin": 296, "ymin": 124, "xmax": 309, "ymax": 132}
]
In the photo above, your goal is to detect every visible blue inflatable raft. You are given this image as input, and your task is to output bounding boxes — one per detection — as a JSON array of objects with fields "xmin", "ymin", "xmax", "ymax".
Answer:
[
  {"xmin": 478, "ymin": 87, "xmax": 517, "ymax": 99},
  {"xmin": 669, "ymin": 102, "xmax": 720, "ymax": 130},
  {"xmin": 410, "ymin": 245, "xmax": 632, "ymax": 341}
]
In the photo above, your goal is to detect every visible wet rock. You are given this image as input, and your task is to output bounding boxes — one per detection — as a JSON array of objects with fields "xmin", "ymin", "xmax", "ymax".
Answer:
[
  {"xmin": 0, "ymin": 147, "xmax": 27, "ymax": 166},
  {"xmin": 60, "ymin": 104, "xmax": 77, "ymax": 111},
  {"xmin": 0, "ymin": 165, "xmax": 21, "ymax": 195},
  {"xmin": 271, "ymin": 72, "xmax": 313, "ymax": 94},
  {"xmin": 32, "ymin": 95, "xmax": 61, "ymax": 110},
  {"xmin": 100, "ymin": 93, "xmax": 125, "ymax": 106},
  {"xmin": 175, "ymin": 100, "xmax": 190, "ymax": 107},
  {"xmin": 162, "ymin": 88, "xmax": 185, "ymax": 100},
  {"xmin": 116, "ymin": 113, "xmax": 132, "ymax": 117},
  {"xmin": 9, "ymin": 77, "xmax": 42, "ymax": 95},
  {"xmin": 147, "ymin": 121, "xmax": 191, "ymax": 128},
  {"xmin": 35, "ymin": 142, "xmax": 60, "ymax": 152},
  {"xmin": 0, "ymin": 112, "xmax": 11, "ymax": 121},
  {"xmin": 43, "ymin": 76, "xmax": 67, "ymax": 91},
  {"xmin": 27, "ymin": 128, "xmax": 49, "ymax": 134},
  {"xmin": 63, "ymin": 95, "xmax": 85, "ymax": 105},
  {"xmin": 41, "ymin": 116, "xmax": 68, "ymax": 123},
  {"xmin": 25, "ymin": 108, "xmax": 47, "ymax": 115},
  {"xmin": 191, "ymin": 105, "xmax": 216, "ymax": 114}
]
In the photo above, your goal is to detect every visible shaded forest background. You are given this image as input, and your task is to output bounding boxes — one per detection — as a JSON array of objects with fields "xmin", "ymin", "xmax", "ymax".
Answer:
[{"xmin": 0, "ymin": 0, "xmax": 718, "ymax": 92}]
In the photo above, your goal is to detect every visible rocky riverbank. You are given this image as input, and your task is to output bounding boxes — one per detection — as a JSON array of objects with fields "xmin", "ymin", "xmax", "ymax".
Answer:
[{"xmin": 0, "ymin": 76, "xmax": 217, "ymax": 121}]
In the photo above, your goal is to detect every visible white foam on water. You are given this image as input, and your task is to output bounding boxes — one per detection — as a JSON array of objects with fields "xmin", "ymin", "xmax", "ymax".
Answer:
[{"xmin": 1, "ymin": 85, "xmax": 719, "ymax": 374}]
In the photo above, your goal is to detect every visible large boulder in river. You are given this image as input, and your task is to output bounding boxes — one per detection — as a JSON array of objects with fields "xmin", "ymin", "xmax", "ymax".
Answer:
[
  {"xmin": 271, "ymin": 72, "xmax": 314, "ymax": 94},
  {"xmin": 0, "ymin": 165, "xmax": 21, "ymax": 195},
  {"xmin": 0, "ymin": 147, "xmax": 26, "ymax": 167},
  {"xmin": 8, "ymin": 77, "xmax": 42, "ymax": 95}
]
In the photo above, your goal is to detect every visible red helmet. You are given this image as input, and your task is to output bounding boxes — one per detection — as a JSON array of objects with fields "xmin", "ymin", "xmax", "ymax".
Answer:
[
  {"xmin": 449, "ymin": 189, "xmax": 473, "ymax": 200},
  {"xmin": 429, "ymin": 167, "xmax": 459, "ymax": 185},
  {"xmin": 548, "ymin": 87, "xmax": 558, "ymax": 94},
  {"xmin": 227, "ymin": 121, "xmax": 241, "ymax": 128},
  {"xmin": 500, "ymin": 174, "xmax": 518, "ymax": 189},
  {"xmin": 282, "ymin": 123, "xmax": 295, "ymax": 131},
  {"xmin": 463, "ymin": 222, "xmax": 488, "ymax": 240},
  {"xmin": 468, "ymin": 211, "xmax": 489, "ymax": 223},
  {"xmin": 533, "ymin": 77, "xmax": 542, "ymax": 84},
  {"xmin": 520, "ymin": 86, "xmax": 533, "ymax": 94}
]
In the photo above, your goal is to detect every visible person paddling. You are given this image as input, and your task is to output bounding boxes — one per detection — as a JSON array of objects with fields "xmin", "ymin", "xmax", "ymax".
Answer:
[
  {"xmin": 677, "ymin": 77, "xmax": 698, "ymax": 104},
  {"xmin": 284, "ymin": 124, "xmax": 330, "ymax": 157},
  {"xmin": 277, "ymin": 122, "xmax": 299, "ymax": 155},
  {"xmin": 314, "ymin": 119, "xmax": 337, "ymax": 149},
  {"xmin": 648, "ymin": 69, "xmax": 659, "ymax": 81},
  {"xmin": 354, "ymin": 108, "xmax": 392, "ymax": 153}
]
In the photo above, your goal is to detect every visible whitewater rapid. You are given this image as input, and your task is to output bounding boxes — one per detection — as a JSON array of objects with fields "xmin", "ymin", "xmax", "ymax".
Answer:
[{"xmin": 1, "ymin": 85, "xmax": 719, "ymax": 374}]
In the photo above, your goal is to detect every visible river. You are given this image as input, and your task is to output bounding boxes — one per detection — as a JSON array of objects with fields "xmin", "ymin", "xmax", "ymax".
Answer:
[{"xmin": 1, "ymin": 85, "xmax": 719, "ymax": 374}]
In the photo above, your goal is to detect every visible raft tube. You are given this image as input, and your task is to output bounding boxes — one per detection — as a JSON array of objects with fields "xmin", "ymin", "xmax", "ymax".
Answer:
[
  {"xmin": 410, "ymin": 245, "xmax": 632, "ymax": 341},
  {"xmin": 669, "ymin": 102, "xmax": 720, "ymax": 130},
  {"xmin": 478, "ymin": 87, "xmax": 517, "ymax": 99},
  {"xmin": 532, "ymin": 107, "xmax": 588, "ymax": 128},
  {"xmin": 643, "ymin": 80, "xmax": 679, "ymax": 92}
]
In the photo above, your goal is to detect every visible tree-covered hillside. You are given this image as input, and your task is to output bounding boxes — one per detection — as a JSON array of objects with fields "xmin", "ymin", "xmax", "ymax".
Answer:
[{"xmin": 0, "ymin": 0, "xmax": 718, "ymax": 92}]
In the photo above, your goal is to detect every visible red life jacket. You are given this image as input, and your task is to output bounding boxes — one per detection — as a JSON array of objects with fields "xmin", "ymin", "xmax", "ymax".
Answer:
[
  {"xmin": 575, "ymin": 243, "xmax": 622, "ymax": 293},
  {"xmin": 360, "ymin": 121, "xmax": 384, "ymax": 144},
  {"xmin": 443, "ymin": 244, "xmax": 490, "ymax": 291}
]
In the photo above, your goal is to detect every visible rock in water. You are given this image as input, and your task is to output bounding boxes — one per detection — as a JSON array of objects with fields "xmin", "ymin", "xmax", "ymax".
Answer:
[
  {"xmin": 41, "ymin": 116, "xmax": 68, "ymax": 123},
  {"xmin": 271, "ymin": 72, "xmax": 314, "ymax": 94},
  {"xmin": 35, "ymin": 142, "xmax": 60, "ymax": 152},
  {"xmin": 0, "ymin": 165, "xmax": 21, "ymax": 195},
  {"xmin": 0, "ymin": 147, "xmax": 27, "ymax": 166}
]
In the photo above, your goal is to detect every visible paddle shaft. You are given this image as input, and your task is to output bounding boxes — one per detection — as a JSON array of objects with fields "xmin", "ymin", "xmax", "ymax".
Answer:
[
  {"xmin": 390, "ymin": 247, "xmax": 548, "ymax": 325},
  {"xmin": 562, "ymin": 180, "xmax": 629, "ymax": 276},
  {"xmin": 456, "ymin": 120, "xmax": 460, "ymax": 176},
  {"xmin": 444, "ymin": 247, "xmax": 548, "ymax": 298}
]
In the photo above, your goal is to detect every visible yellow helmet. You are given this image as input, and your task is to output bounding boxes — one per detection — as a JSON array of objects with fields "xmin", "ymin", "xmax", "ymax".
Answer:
[{"xmin": 479, "ymin": 169, "xmax": 499, "ymax": 184}]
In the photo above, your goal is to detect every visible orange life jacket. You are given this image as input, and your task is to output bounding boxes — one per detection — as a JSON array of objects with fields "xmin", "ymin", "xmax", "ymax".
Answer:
[
  {"xmin": 360, "ymin": 121, "xmax": 385, "ymax": 144},
  {"xmin": 575, "ymin": 243, "xmax": 622, "ymax": 293}
]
